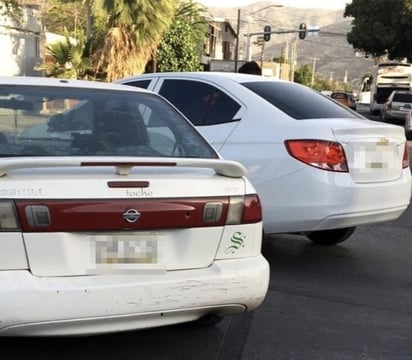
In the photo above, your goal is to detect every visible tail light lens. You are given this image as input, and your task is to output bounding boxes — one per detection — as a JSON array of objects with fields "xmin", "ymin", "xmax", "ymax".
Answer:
[
  {"xmin": 0, "ymin": 201, "xmax": 20, "ymax": 230},
  {"xmin": 403, "ymin": 142, "xmax": 409, "ymax": 168},
  {"xmin": 285, "ymin": 139, "xmax": 348, "ymax": 172},
  {"xmin": 387, "ymin": 101, "xmax": 392, "ymax": 109},
  {"xmin": 241, "ymin": 194, "xmax": 262, "ymax": 223},
  {"xmin": 226, "ymin": 194, "xmax": 262, "ymax": 225}
]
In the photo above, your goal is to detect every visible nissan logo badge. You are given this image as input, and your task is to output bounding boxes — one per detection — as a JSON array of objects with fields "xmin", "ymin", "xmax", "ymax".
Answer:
[{"xmin": 122, "ymin": 209, "xmax": 141, "ymax": 223}]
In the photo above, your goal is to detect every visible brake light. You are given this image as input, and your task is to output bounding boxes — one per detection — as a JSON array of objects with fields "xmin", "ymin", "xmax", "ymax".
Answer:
[
  {"xmin": 0, "ymin": 201, "xmax": 20, "ymax": 230},
  {"xmin": 285, "ymin": 139, "xmax": 348, "ymax": 172},
  {"xmin": 403, "ymin": 142, "xmax": 409, "ymax": 168},
  {"xmin": 242, "ymin": 194, "xmax": 262, "ymax": 223},
  {"xmin": 387, "ymin": 101, "xmax": 392, "ymax": 109},
  {"xmin": 226, "ymin": 194, "xmax": 262, "ymax": 225}
]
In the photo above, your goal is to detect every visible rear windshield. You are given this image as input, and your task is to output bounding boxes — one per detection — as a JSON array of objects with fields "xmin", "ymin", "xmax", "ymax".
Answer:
[
  {"xmin": 393, "ymin": 93, "xmax": 412, "ymax": 102},
  {"xmin": 331, "ymin": 93, "xmax": 347, "ymax": 99},
  {"xmin": 241, "ymin": 81, "xmax": 363, "ymax": 119},
  {"xmin": 0, "ymin": 85, "xmax": 217, "ymax": 159}
]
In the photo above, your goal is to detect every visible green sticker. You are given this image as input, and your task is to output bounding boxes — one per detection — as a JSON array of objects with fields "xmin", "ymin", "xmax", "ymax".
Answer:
[{"xmin": 225, "ymin": 232, "xmax": 245, "ymax": 254}]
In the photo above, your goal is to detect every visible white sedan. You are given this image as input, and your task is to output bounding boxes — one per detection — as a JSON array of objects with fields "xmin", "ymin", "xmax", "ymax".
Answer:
[
  {"xmin": 117, "ymin": 72, "xmax": 412, "ymax": 245},
  {"xmin": 0, "ymin": 76, "xmax": 269, "ymax": 336}
]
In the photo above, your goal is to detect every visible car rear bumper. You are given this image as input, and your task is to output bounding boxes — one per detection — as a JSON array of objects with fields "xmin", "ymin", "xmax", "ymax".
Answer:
[
  {"xmin": 0, "ymin": 256, "xmax": 269, "ymax": 336},
  {"xmin": 259, "ymin": 169, "xmax": 411, "ymax": 234}
]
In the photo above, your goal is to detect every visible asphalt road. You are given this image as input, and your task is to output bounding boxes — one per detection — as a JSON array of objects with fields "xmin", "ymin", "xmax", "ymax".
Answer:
[{"xmin": 1, "ymin": 105, "xmax": 411, "ymax": 360}]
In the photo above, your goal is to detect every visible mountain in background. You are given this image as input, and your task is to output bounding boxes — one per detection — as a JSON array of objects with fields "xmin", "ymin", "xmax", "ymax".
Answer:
[{"xmin": 206, "ymin": 1, "xmax": 376, "ymax": 87}]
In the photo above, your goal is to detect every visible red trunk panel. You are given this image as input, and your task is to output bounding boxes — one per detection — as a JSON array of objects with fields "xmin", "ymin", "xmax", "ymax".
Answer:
[{"xmin": 15, "ymin": 197, "xmax": 229, "ymax": 232}]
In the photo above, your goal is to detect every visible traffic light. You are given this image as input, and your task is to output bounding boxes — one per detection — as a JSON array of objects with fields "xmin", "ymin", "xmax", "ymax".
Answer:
[
  {"xmin": 299, "ymin": 23, "xmax": 307, "ymax": 40},
  {"xmin": 263, "ymin": 25, "xmax": 271, "ymax": 41}
]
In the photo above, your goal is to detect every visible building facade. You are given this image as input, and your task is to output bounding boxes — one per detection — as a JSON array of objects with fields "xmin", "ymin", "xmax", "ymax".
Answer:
[{"xmin": 0, "ymin": 3, "xmax": 43, "ymax": 76}]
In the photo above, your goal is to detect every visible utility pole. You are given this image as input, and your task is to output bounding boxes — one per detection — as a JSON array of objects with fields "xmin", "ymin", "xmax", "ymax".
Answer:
[
  {"xmin": 234, "ymin": 8, "xmax": 241, "ymax": 72},
  {"xmin": 86, "ymin": 0, "xmax": 93, "ymax": 39},
  {"xmin": 290, "ymin": 40, "xmax": 297, "ymax": 82},
  {"xmin": 244, "ymin": 4, "xmax": 284, "ymax": 61},
  {"xmin": 311, "ymin": 57, "xmax": 319, "ymax": 87}
]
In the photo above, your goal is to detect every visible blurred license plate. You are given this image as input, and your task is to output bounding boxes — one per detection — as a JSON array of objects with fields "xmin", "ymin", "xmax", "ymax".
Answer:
[{"xmin": 91, "ymin": 233, "xmax": 164, "ymax": 272}]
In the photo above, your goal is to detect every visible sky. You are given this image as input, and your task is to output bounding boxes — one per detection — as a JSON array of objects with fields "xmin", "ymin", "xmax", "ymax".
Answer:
[{"xmin": 199, "ymin": 0, "xmax": 349, "ymax": 9}]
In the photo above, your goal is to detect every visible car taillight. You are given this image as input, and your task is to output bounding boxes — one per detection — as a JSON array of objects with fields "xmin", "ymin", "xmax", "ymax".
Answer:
[
  {"xmin": 388, "ymin": 101, "xmax": 392, "ymax": 109},
  {"xmin": 285, "ymin": 139, "xmax": 348, "ymax": 172},
  {"xmin": 0, "ymin": 201, "xmax": 20, "ymax": 230},
  {"xmin": 403, "ymin": 142, "xmax": 409, "ymax": 168},
  {"xmin": 226, "ymin": 194, "xmax": 262, "ymax": 225}
]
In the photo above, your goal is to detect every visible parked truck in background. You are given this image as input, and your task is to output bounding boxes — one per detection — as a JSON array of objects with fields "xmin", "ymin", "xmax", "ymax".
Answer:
[{"xmin": 368, "ymin": 62, "xmax": 412, "ymax": 115}]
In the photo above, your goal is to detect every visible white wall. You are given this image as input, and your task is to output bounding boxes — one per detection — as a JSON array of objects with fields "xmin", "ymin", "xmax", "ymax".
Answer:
[{"xmin": 0, "ymin": 5, "xmax": 42, "ymax": 76}]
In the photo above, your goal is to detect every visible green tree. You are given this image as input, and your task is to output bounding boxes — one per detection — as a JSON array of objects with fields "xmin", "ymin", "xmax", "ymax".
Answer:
[
  {"xmin": 175, "ymin": 0, "xmax": 207, "ymax": 46},
  {"xmin": 155, "ymin": 1, "xmax": 207, "ymax": 72},
  {"xmin": 0, "ymin": 0, "xmax": 21, "ymax": 20},
  {"xmin": 93, "ymin": 0, "xmax": 176, "ymax": 81},
  {"xmin": 35, "ymin": 33, "xmax": 91, "ymax": 79},
  {"xmin": 42, "ymin": 0, "xmax": 86, "ymax": 39},
  {"xmin": 156, "ymin": 20, "xmax": 202, "ymax": 72},
  {"xmin": 272, "ymin": 55, "xmax": 287, "ymax": 63},
  {"xmin": 344, "ymin": 0, "xmax": 412, "ymax": 62},
  {"xmin": 294, "ymin": 64, "xmax": 312, "ymax": 86},
  {"xmin": 312, "ymin": 77, "xmax": 331, "ymax": 92}
]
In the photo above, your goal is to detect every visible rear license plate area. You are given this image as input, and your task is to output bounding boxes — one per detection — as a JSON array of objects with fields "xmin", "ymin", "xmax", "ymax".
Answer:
[{"xmin": 89, "ymin": 233, "xmax": 164, "ymax": 273}]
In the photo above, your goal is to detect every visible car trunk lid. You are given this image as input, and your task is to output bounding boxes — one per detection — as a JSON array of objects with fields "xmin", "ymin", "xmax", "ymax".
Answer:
[
  {"xmin": 1, "ymin": 157, "xmax": 250, "ymax": 276},
  {"xmin": 330, "ymin": 119, "xmax": 407, "ymax": 183}
]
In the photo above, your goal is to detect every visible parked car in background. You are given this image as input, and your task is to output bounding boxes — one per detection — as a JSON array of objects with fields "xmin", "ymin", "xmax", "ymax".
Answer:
[
  {"xmin": 117, "ymin": 72, "xmax": 411, "ymax": 245},
  {"xmin": 330, "ymin": 91, "xmax": 357, "ymax": 110},
  {"xmin": 0, "ymin": 76, "xmax": 269, "ymax": 336},
  {"xmin": 380, "ymin": 90, "xmax": 412, "ymax": 124}
]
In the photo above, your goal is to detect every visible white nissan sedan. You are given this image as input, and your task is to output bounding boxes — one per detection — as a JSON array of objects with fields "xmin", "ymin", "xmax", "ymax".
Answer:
[
  {"xmin": 0, "ymin": 76, "xmax": 269, "ymax": 336},
  {"xmin": 117, "ymin": 72, "xmax": 412, "ymax": 245}
]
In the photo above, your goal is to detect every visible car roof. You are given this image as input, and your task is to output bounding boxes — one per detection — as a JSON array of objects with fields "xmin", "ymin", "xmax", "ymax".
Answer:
[
  {"xmin": 119, "ymin": 71, "xmax": 286, "ymax": 84},
  {"xmin": 0, "ymin": 76, "xmax": 153, "ymax": 94}
]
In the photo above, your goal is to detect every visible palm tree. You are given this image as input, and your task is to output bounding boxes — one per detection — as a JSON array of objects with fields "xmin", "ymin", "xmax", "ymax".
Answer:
[
  {"xmin": 35, "ymin": 34, "xmax": 91, "ymax": 79},
  {"xmin": 93, "ymin": 0, "xmax": 176, "ymax": 81}
]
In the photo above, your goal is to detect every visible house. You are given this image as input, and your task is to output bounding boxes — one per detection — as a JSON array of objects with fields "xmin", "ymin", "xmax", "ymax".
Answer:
[
  {"xmin": 202, "ymin": 15, "xmax": 289, "ymax": 79},
  {"xmin": 202, "ymin": 17, "xmax": 237, "ymax": 70},
  {"xmin": 0, "ymin": 3, "xmax": 43, "ymax": 76}
]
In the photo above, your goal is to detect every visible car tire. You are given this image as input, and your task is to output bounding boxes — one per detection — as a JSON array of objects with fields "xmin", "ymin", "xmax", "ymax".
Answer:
[{"xmin": 306, "ymin": 227, "xmax": 356, "ymax": 245}]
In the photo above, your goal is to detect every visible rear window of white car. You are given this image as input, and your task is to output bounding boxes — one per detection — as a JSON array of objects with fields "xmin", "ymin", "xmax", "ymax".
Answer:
[
  {"xmin": 242, "ymin": 81, "xmax": 363, "ymax": 120},
  {"xmin": 0, "ymin": 85, "xmax": 218, "ymax": 158},
  {"xmin": 393, "ymin": 92, "xmax": 412, "ymax": 102}
]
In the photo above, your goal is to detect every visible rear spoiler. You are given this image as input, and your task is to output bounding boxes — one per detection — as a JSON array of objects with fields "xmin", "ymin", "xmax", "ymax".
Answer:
[{"xmin": 0, "ymin": 157, "xmax": 246, "ymax": 178}]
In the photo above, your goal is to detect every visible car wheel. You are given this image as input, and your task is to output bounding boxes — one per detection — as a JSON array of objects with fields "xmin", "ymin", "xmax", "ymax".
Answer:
[{"xmin": 306, "ymin": 227, "xmax": 356, "ymax": 245}]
